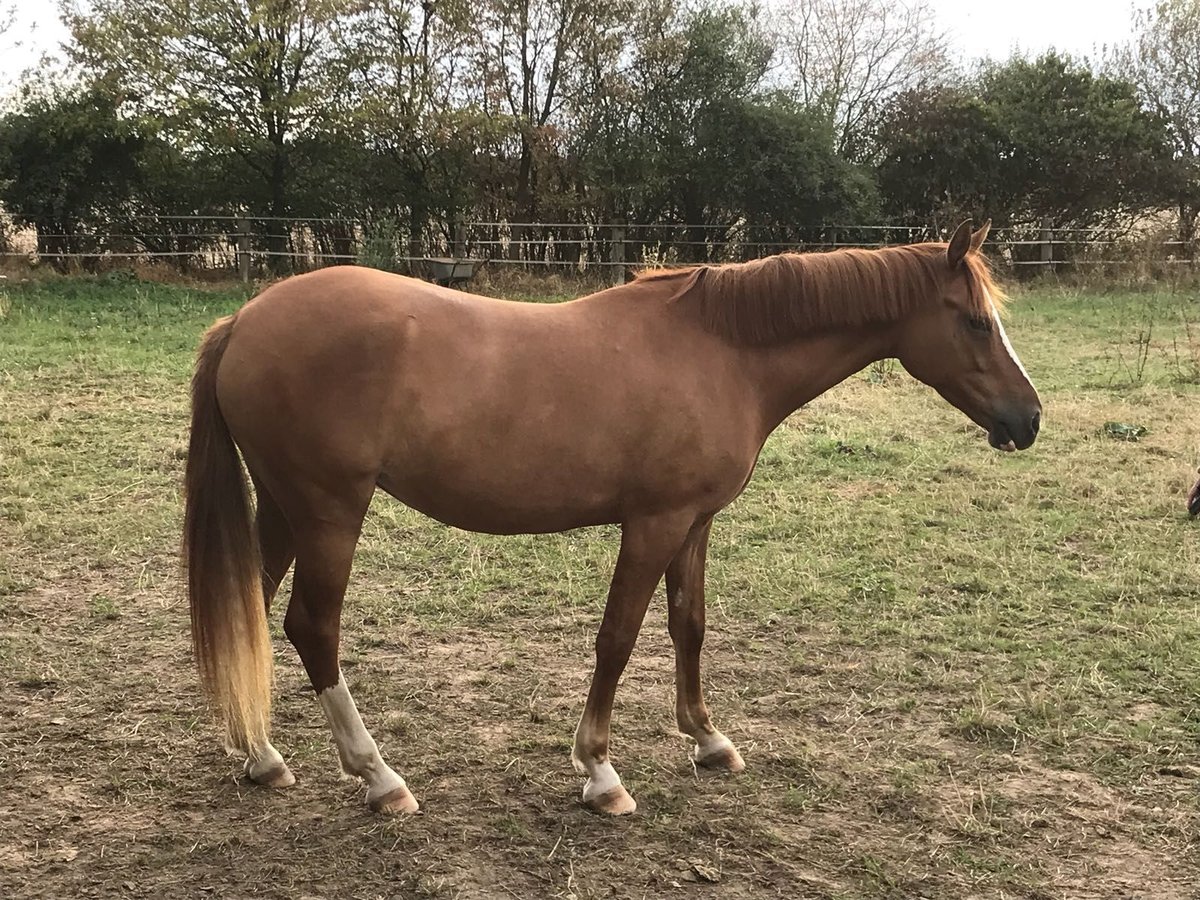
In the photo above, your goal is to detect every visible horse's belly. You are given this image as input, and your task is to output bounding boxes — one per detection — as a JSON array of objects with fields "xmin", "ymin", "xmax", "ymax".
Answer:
[{"xmin": 376, "ymin": 465, "xmax": 622, "ymax": 535}]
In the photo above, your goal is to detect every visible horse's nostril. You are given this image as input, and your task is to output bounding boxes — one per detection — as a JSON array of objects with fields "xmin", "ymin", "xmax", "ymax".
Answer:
[{"xmin": 1031, "ymin": 411, "xmax": 1041, "ymax": 435}]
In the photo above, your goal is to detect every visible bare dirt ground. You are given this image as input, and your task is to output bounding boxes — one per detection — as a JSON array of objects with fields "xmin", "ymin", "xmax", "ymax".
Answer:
[{"xmin": 2, "ymin": 572, "xmax": 1196, "ymax": 899}]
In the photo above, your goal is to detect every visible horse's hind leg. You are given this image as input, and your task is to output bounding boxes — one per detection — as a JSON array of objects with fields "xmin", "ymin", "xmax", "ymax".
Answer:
[
  {"xmin": 252, "ymin": 475, "xmax": 295, "ymax": 611},
  {"xmin": 283, "ymin": 499, "xmax": 418, "ymax": 815},
  {"xmin": 572, "ymin": 514, "xmax": 692, "ymax": 815},
  {"xmin": 665, "ymin": 519, "xmax": 744, "ymax": 772}
]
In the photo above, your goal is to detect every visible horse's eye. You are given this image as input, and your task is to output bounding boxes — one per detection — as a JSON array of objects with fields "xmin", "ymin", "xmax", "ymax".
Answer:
[{"xmin": 967, "ymin": 315, "xmax": 992, "ymax": 334}]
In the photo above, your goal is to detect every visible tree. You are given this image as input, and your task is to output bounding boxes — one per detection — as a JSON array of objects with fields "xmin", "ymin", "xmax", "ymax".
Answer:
[
  {"xmin": 979, "ymin": 53, "xmax": 1175, "ymax": 227},
  {"xmin": 336, "ymin": 0, "xmax": 500, "ymax": 244},
  {"xmin": 573, "ymin": 6, "xmax": 772, "ymax": 227},
  {"xmin": 0, "ymin": 82, "xmax": 147, "ymax": 265},
  {"xmin": 470, "ymin": 0, "xmax": 632, "ymax": 221},
  {"xmin": 62, "ymin": 0, "xmax": 365, "ymax": 265},
  {"xmin": 875, "ymin": 55, "xmax": 1176, "ymax": 231},
  {"xmin": 1111, "ymin": 0, "xmax": 1200, "ymax": 248},
  {"xmin": 568, "ymin": 5, "xmax": 873, "ymax": 259},
  {"xmin": 875, "ymin": 86, "xmax": 1014, "ymax": 229},
  {"xmin": 776, "ymin": 0, "xmax": 949, "ymax": 159},
  {"xmin": 694, "ymin": 94, "xmax": 878, "ymax": 240}
]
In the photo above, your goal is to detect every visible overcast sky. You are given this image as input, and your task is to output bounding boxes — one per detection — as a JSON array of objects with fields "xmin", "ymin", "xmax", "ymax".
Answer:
[
  {"xmin": 0, "ymin": 0, "xmax": 1157, "ymax": 93},
  {"xmin": 924, "ymin": 0, "xmax": 1152, "ymax": 62}
]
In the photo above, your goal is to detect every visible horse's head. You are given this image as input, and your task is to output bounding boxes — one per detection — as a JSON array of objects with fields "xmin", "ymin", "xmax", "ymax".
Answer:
[{"xmin": 895, "ymin": 220, "xmax": 1041, "ymax": 452}]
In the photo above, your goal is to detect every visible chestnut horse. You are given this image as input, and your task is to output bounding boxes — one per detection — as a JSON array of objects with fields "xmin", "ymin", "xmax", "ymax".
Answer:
[{"xmin": 184, "ymin": 220, "xmax": 1040, "ymax": 816}]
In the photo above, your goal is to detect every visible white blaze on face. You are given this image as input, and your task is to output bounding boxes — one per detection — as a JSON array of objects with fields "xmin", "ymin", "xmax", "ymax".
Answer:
[{"xmin": 986, "ymin": 288, "xmax": 1035, "ymax": 390}]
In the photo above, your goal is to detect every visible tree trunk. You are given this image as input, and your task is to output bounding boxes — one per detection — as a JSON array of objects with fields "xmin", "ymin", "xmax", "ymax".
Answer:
[
  {"xmin": 408, "ymin": 207, "xmax": 427, "ymax": 277},
  {"xmin": 268, "ymin": 141, "xmax": 290, "ymax": 274},
  {"xmin": 513, "ymin": 138, "xmax": 535, "ymax": 263},
  {"xmin": 681, "ymin": 187, "xmax": 709, "ymax": 264},
  {"xmin": 1179, "ymin": 201, "xmax": 1197, "ymax": 261}
]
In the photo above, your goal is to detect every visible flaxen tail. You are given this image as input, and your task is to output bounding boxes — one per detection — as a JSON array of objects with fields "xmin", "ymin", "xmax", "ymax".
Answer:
[{"xmin": 183, "ymin": 314, "xmax": 272, "ymax": 755}]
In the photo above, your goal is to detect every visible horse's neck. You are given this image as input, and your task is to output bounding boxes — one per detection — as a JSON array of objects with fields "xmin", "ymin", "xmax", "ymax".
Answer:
[{"xmin": 747, "ymin": 325, "xmax": 896, "ymax": 435}]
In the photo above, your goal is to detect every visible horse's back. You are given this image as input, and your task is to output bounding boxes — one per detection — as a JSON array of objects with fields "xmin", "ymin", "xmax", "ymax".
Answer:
[{"xmin": 213, "ymin": 266, "xmax": 756, "ymax": 533}]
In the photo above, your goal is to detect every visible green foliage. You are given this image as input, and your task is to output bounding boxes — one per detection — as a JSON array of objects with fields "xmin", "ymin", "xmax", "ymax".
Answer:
[
  {"xmin": 979, "ymin": 53, "xmax": 1175, "ymax": 226},
  {"xmin": 694, "ymin": 94, "xmax": 878, "ymax": 234},
  {"xmin": 63, "ymin": 0, "xmax": 365, "ymax": 228},
  {"xmin": 0, "ymin": 77, "xmax": 243, "ymax": 265},
  {"xmin": 571, "ymin": 2, "xmax": 777, "ymax": 223},
  {"xmin": 571, "ymin": 4, "xmax": 872, "ymax": 249},
  {"xmin": 358, "ymin": 217, "xmax": 406, "ymax": 273},
  {"xmin": 0, "ymin": 83, "xmax": 146, "ymax": 250},
  {"xmin": 876, "ymin": 53, "xmax": 1177, "ymax": 229},
  {"xmin": 0, "ymin": 1, "xmax": 1192, "ymax": 246},
  {"xmin": 876, "ymin": 86, "xmax": 1010, "ymax": 228}
]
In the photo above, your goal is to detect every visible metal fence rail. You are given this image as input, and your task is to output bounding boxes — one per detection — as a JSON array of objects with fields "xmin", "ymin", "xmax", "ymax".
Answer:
[{"xmin": 0, "ymin": 214, "xmax": 1192, "ymax": 283}]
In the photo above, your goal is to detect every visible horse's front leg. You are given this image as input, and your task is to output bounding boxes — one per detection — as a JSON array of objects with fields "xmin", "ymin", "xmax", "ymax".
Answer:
[
  {"xmin": 665, "ymin": 518, "xmax": 745, "ymax": 772},
  {"xmin": 572, "ymin": 513, "xmax": 693, "ymax": 815}
]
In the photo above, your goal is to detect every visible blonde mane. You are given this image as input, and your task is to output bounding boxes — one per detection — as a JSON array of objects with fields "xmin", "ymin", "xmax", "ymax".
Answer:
[{"xmin": 643, "ymin": 243, "xmax": 1007, "ymax": 346}]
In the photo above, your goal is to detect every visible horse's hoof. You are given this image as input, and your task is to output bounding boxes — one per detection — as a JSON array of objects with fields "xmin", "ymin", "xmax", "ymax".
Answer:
[
  {"xmin": 695, "ymin": 741, "xmax": 745, "ymax": 773},
  {"xmin": 369, "ymin": 784, "xmax": 420, "ymax": 815},
  {"xmin": 247, "ymin": 761, "xmax": 296, "ymax": 788},
  {"xmin": 584, "ymin": 784, "xmax": 637, "ymax": 816}
]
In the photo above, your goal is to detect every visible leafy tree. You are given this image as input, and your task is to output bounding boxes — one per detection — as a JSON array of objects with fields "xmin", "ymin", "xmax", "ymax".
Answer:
[
  {"xmin": 695, "ymin": 94, "xmax": 878, "ymax": 240},
  {"xmin": 569, "ymin": 5, "xmax": 874, "ymax": 259},
  {"xmin": 1111, "ymin": 0, "xmax": 1200, "ymax": 247},
  {"xmin": 63, "ymin": 0, "xmax": 365, "ymax": 266},
  {"xmin": 776, "ymin": 0, "xmax": 949, "ymax": 160},
  {"xmin": 876, "ymin": 54, "xmax": 1176, "ymax": 230},
  {"xmin": 0, "ymin": 82, "xmax": 147, "ymax": 265},
  {"xmin": 469, "ymin": 0, "xmax": 634, "ymax": 221},
  {"xmin": 875, "ymin": 86, "xmax": 1012, "ymax": 229},
  {"xmin": 572, "ymin": 6, "xmax": 770, "ymax": 228},
  {"xmin": 337, "ymin": 0, "xmax": 503, "ymax": 245},
  {"xmin": 979, "ymin": 53, "xmax": 1175, "ymax": 227}
]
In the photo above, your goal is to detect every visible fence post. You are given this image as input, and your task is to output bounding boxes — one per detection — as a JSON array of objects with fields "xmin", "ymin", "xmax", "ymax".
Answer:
[
  {"xmin": 1039, "ymin": 217, "xmax": 1054, "ymax": 272},
  {"xmin": 237, "ymin": 218, "xmax": 251, "ymax": 283},
  {"xmin": 609, "ymin": 223, "xmax": 626, "ymax": 285},
  {"xmin": 452, "ymin": 219, "xmax": 466, "ymax": 258}
]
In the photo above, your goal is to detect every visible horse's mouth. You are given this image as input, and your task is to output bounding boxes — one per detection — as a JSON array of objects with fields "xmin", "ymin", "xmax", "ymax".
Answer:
[
  {"xmin": 988, "ymin": 412, "xmax": 1040, "ymax": 452},
  {"xmin": 988, "ymin": 423, "xmax": 1017, "ymax": 452}
]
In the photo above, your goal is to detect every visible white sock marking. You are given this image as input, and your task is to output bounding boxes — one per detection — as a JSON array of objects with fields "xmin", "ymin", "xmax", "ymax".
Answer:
[
  {"xmin": 582, "ymin": 760, "xmax": 622, "ymax": 801},
  {"xmin": 692, "ymin": 729, "xmax": 734, "ymax": 761},
  {"xmin": 573, "ymin": 713, "xmax": 626, "ymax": 801},
  {"xmin": 317, "ymin": 672, "xmax": 407, "ymax": 800}
]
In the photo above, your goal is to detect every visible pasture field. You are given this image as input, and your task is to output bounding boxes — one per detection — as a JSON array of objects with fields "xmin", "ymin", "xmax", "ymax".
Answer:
[{"xmin": 1, "ymin": 272, "xmax": 1199, "ymax": 899}]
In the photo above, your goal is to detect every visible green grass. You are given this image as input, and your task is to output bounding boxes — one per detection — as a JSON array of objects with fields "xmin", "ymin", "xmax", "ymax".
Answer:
[{"xmin": 1, "ymin": 272, "xmax": 1199, "ymax": 899}]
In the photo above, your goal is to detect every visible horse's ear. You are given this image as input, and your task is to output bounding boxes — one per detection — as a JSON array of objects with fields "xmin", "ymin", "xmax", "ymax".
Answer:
[
  {"xmin": 947, "ymin": 220, "xmax": 973, "ymax": 268},
  {"xmin": 970, "ymin": 219, "xmax": 992, "ymax": 253}
]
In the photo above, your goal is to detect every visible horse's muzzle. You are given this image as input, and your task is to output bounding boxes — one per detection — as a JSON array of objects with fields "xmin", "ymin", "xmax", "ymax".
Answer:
[{"xmin": 989, "ymin": 408, "xmax": 1040, "ymax": 452}]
